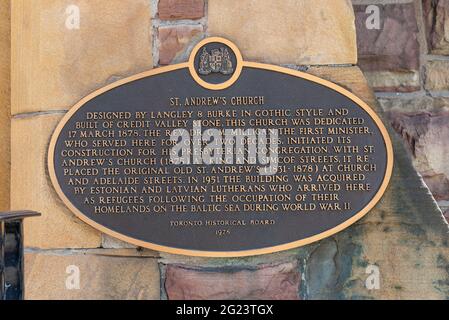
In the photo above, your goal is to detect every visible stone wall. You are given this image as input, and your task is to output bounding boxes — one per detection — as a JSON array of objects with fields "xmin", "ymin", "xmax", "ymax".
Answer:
[
  {"xmin": 7, "ymin": 0, "xmax": 449, "ymax": 300},
  {"xmin": 353, "ymin": 0, "xmax": 449, "ymax": 220}
]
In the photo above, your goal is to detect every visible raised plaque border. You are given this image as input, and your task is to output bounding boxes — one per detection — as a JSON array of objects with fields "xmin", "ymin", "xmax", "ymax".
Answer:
[{"xmin": 48, "ymin": 37, "xmax": 394, "ymax": 257}]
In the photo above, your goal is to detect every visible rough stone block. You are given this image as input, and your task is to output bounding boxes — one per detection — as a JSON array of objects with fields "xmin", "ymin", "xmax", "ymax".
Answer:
[
  {"xmin": 102, "ymin": 234, "xmax": 136, "ymax": 249},
  {"xmin": 425, "ymin": 60, "xmax": 449, "ymax": 91},
  {"xmin": 25, "ymin": 251, "xmax": 160, "ymax": 300},
  {"xmin": 354, "ymin": 3, "xmax": 420, "ymax": 92},
  {"xmin": 306, "ymin": 66, "xmax": 380, "ymax": 112},
  {"xmin": 364, "ymin": 71, "xmax": 420, "ymax": 93},
  {"xmin": 377, "ymin": 96, "xmax": 435, "ymax": 112},
  {"xmin": 389, "ymin": 111, "xmax": 449, "ymax": 202},
  {"xmin": 423, "ymin": 0, "xmax": 449, "ymax": 55},
  {"xmin": 158, "ymin": 0, "xmax": 205, "ymax": 20},
  {"xmin": 354, "ymin": 3, "xmax": 420, "ymax": 72},
  {"xmin": 11, "ymin": 0, "xmax": 153, "ymax": 115},
  {"xmin": 158, "ymin": 24, "xmax": 203, "ymax": 65},
  {"xmin": 164, "ymin": 261, "xmax": 300, "ymax": 300},
  {"xmin": 378, "ymin": 96, "xmax": 449, "ymax": 112}
]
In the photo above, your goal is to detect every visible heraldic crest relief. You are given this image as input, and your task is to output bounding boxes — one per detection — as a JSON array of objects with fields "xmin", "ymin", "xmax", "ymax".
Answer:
[{"xmin": 198, "ymin": 47, "xmax": 234, "ymax": 75}]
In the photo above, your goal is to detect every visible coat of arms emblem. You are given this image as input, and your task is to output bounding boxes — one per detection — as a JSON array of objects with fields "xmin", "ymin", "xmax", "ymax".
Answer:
[{"xmin": 198, "ymin": 47, "xmax": 234, "ymax": 75}]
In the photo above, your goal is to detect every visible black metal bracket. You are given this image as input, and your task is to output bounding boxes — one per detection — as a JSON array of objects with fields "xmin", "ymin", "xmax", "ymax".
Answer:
[{"xmin": 0, "ymin": 211, "xmax": 41, "ymax": 300}]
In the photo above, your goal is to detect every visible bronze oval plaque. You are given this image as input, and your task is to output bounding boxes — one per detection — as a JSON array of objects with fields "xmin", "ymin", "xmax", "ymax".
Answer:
[{"xmin": 48, "ymin": 38, "xmax": 393, "ymax": 257}]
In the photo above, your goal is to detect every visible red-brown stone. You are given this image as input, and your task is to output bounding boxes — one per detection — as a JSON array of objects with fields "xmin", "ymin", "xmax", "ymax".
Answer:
[
  {"xmin": 158, "ymin": 25, "xmax": 203, "ymax": 65},
  {"xmin": 158, "ymin": 0, "xmax": 205, "ymax": 20},
  {"xmin": 164, "ymin": 261, "xmax": 300, "ymax": 300},
  {"xmin": 354, "ymin": 4, "xmax": 420, "ymax": 72},
  {"xmin": 423, "ymin": 0, "xmax": 449, "ymax": 55},
  {"xmin": 389, "ymin": 111, "xmax": 449, "ymax": 201},
  {"xmin": 372, "ymin": 85, "xmax": 421, "ymax": 93}
]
